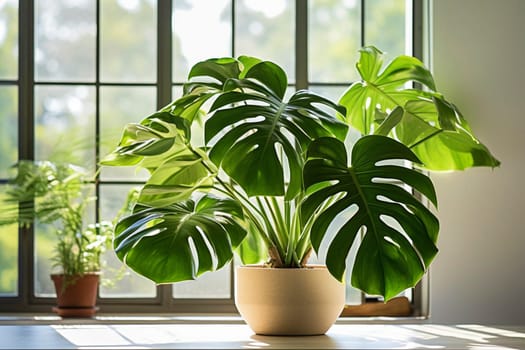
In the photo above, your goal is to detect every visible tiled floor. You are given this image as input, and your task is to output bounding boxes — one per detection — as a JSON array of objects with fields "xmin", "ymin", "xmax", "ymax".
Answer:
[{"xmin": 0, "ymin": 320, "xmax": 524, "ymax": 349}]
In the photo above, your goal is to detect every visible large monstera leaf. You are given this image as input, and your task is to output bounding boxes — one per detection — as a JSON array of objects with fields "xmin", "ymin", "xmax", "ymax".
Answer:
[
  {"xmin": 101, "ymin": 111, "xmax": 191, "ymax": 168},
  {"xmin": 339, "ymin": 46, "xmax": 499, "ymax": 171},
  {"xmin": 200, "ymin": 60, "xmax": 347, "ymax": 199},
  {"xmin": 114, "ymin": 194, "xmax": 247, "ymax": 283},
  {"xmin": 101, "ymin": 111, "xmax": 216, "ymax": 207},
  {"xmin": 302, "ymin": 135, "xmax": 439, "ymax": 300}
]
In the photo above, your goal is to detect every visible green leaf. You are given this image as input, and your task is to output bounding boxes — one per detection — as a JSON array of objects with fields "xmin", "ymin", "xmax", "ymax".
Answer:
[
  {"xmin": 138, "ymin": 152, "xmax": 215, "ymax": 207},
  {"xmin": 235, "ymin": 220, "xmax": 268, "ymax": 265},
  {"xmin": 238, "ymin": 56, "xmax": 263, "ymax": 78},
  {"xmin": 340, "ymin": 46, "xmax": 436, "ymax": 135},
  {"xmin": 355, "ymin": 46, "xmax": 435, "ymax": 89},
  {"xmin": 114, "ymin": 194, "xmax": 247, "ymax": 283},
  {"xmin": 302, "ymin": 135, "xmax": 439, "ymax": 300},
  {"xmin": 356, "ymin": 46, "xmax": 385, "ymax": 82},
  {"xmin": 243, "ymin": 61, "xmax": 288, "ymax": 100},
  {"xmin": 409, "ymin": 129, "xmax": 501, "ymax": 170},
  {"xmin": 188, "ymin": 57, "xmax": 241, "ymax": 83},
  {"xmin": 399, "ymin": 99, "xmax": 501, "ymax": 170},
  {"xmin": 205, "ymin": 82, "xmax": 347, "ymax": 199},
  {"xmin": 101, "ymin": 111, "xmax": 190, "ymax": 168},
  {"xmin": 375, "ymin": 55, "xmax": 436, "ymax": 90},
  {"xmin": 340, "ymin": 46, "xmax": 500, "ymax": 171},
  {"xmin": 375, "ymin": 106, "xmax": 404, "ymax": 136}
]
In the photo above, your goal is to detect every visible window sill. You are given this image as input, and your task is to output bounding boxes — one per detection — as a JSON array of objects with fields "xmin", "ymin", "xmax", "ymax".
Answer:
[{"xmin": 0, "ymin": 313, "xmax": 426, "ymax": 325}]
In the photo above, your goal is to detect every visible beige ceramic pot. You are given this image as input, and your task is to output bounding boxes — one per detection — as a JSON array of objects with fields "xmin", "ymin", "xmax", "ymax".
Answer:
[{"xmin": 235, "ymin": 265, "xmax": 345, "ymax": 335}]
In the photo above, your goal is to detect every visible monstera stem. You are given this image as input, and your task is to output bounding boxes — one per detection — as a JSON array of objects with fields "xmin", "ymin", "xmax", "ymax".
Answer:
[
  {"xmin": 268, "ymin": 246, "xmax": 284, "ymax": 267},
  {"xmin": 255, "ymin": 197, "xmax": 286, "ymax": 260},
  {"xmin": 300, "ymin": 247, "xmax": 313, "ymax": 266},
  {"xmin": 189, "ymin": 145, "xmax": 277, "ymax": 257}
]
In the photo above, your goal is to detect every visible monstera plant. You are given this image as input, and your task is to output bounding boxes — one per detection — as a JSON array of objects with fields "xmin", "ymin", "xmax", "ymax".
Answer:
[{"xmin": 102, "ymin": 46, "xmax": 499, "ymax": 302}]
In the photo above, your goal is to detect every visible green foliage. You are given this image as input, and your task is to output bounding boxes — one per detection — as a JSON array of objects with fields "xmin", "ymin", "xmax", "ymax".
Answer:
[
  {"xmin": 302, "ymin": 136, "xmax": 438, "ymax": 300},
  {"xmin": 339, "ymin": 46, "xmax": 500, "ymax": 170},
  {"xmin": 114, "ymin": 195, "xmax": 246, "ymax": 283},
  {"xmin": 0, "ymin": 161, "xmax": 135, "ymax": 277},
  {"xmin": 102, "ymin": 47, "xmax": 499, "ymax": 300},
  {"xmin": 0, "ymin": 222, "xmax": 17, "ymax": 295}
]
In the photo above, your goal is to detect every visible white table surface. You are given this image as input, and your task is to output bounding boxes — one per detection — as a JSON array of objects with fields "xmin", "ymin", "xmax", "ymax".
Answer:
[{"xmin": 0, "ymin": 317, "xmax": 524, "ymax": 349}]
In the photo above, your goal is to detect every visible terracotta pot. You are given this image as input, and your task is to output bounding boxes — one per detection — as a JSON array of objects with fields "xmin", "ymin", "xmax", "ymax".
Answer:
[
  {"xmin": 50, "ymin": 273, "xmax": 100, "ymax": 317},
  {"xmin": 235, "ymin": 265, "xmax": 345, "ymax": 335}
]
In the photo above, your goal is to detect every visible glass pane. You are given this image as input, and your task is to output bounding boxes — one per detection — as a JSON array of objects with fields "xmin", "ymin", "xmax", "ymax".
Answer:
[
  {"xmin": 172, "ymin": 265, "xmax": 231, "ymax": 299},
  {"xmin": 100, "ymin": 0, "xmax": 157, "ymax": 83},
  {"xmin": 173, "ymin": 0, "xmax": 231, "ymax": 82},
  {"xmin": 35, "ymin": 185, "xmax": 96, "ymax": 297},
  {"xmin": 99, "ymin": 184, "xmax": 156, "ymax": 298},
  {"xmin": 0, "ymin": 86, "xmax": 18, "ymax": 177},
  {"xmin": 0, "ymin": 0, "xmax": 18, "ymax": 80},
  {"xmin": 35, "ymin": 0, "xmax": 95, "ymax": 82},
  {"xmin": 0, "ymin": 186, "xmax": 18, "ymax": 296},
  {"xmin": 34, "ymin": 85, "xmax": 96, "ymax": 173},
  {"xmin": 99, "ymin": 86, "xmax": 155, "ymax": 181},
  {"xmin": 309, "ymin": 85, "xmax": 348, "ymax": 102},
  {"xmin": 309, "ymin": 0, "xmax": 361, "ymax": 83},
  {"xmin": 236, "ymin": 0, "xmax": 294, "ymax": 81},
  {"xmin": 34, "ymin": 222, "xmax": 56, "ymax": 296},
  {"xmin": 365, "ymin": 0, "xmax": 408, "ymax": 58}
]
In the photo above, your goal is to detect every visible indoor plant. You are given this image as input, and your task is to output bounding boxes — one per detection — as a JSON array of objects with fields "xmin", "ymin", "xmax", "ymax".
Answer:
[
  {"xmin": 102, "ymin": 46, "xmax": 499, "ymax": 333},
  {"xmin": 0, "ymin": 160, "xmax": 134, "ymax": 317}
]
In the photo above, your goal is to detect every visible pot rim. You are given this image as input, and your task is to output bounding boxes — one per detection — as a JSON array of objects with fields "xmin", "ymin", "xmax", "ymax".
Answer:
[
  {"xmin": 237, "ymin": 264, "xmax": 328, "ymax": 270},
  {"xmin": 50, "ymin": 272, "xmax": 101, "ymax": 278}
]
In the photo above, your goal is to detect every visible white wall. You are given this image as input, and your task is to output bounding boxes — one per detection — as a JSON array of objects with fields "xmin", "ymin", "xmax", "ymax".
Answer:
[{"xmin": 429, "ymin": 0, "xmax": 525, "ymax": 324}]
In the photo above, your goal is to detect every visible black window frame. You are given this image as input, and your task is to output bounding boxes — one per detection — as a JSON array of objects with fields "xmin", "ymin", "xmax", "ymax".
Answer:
[{"xmin": 0, "ymin": 0, "xmax": 428, "ymax": 316}]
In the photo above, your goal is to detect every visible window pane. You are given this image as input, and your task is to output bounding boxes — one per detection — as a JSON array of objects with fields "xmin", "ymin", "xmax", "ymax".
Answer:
[
  {"xmin": 0, "ymin": 86, "xmax": 18, "ymax": 177},
  {"xmin": 173, "ymin": 0, "xmax": 231, "ymax": 82},
  {"xmin": 309, "ymin": 85, "xmax": 347, "ymax": 102},
  {"xmin": 0, "ymin": 0, "xmax": 18, "ymax": 80},
  {"xmin": 34, "ymin": 85, "xmax": 96, "ymax": 173},
  {"xmin": 99, "ymin": 86, "xmax": 155, "ymax": 181},
  {"xmin": 309, "ymin": 0, "xmax": 361, "ymax": 83},
  {"xmin": 34, "ymin": 222, "xmax": 55, "ymax": 297},
  {"xmin": 365, "ymin": 0, "xmax": 408, "ymax": 58},
  {"xmin": 99, "ymin": 184, "xmax": 156, "ymax": 298},
  {"xmin": 172, "ymin": 265, "xmax": 231, "ymax": 299},
  {"xmin": 235, "ymin": 0, "xmax": 294, "ymax": 81},
  {"xmin": 0, "ymin": 189, "xmax": 17, "ymax": 297},
  {"xmin": 35, "ymin": 185, "xmax": 95, "ymax": 297},
  {"xmin": 35, "ymin": 0, "xmax": 95, "ymax": 82},
  {"xmin": 100, "ymin": 0, "xmax": 157, "ymax": 83}
]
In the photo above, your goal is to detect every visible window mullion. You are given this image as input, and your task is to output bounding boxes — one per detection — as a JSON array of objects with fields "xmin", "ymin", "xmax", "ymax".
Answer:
[
  {"xmin": 360, "ymin": 0, "xmax": 365, "ymax": 47},
  {"xmin": 157, "ymin": 0, "xmax": 173, "ymax": 306},
  {"xmin": 18, "ymin": 0, "xmax": 34, "ymax": 161},
  {"xmin": 295, "ymin": 0, "xmax": 308, "ymax": 90},
  {"xmin": 412, "ymin": 0, "xmax": 424, "ymax": 60},
  {"xmin": 18, "ymin": 0, "xmax": 35, "ymax": 306},
  {"xmin": 157, "ymin": 0, "xmax": 172, "ymax": 110},
  {"xmin": 95, "ymin": 0, "xmax": 101, "ymax": 227}
]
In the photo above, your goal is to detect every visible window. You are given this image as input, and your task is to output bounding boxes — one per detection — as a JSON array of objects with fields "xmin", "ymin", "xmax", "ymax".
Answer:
[{"xmin": 0, "ymin": 0, "xmax": 425, "ymax": 314}]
